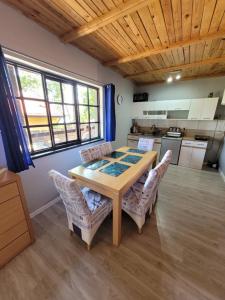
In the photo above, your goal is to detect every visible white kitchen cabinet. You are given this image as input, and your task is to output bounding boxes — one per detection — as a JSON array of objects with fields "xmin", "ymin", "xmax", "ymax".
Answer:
[
  {"xmin": 127, "ymin": 139, "xmax": 138, "ymax": 147},
  {"xmin": 167, "ymin": 99, "xmax": 191, "ymax": 111},
  {"xmin": 190, "ymin": 148, "xmax": 206, "ymax": 169},
  {"xmin": 178, "ymin": 140, "xmax": 207, "ymax": 170},
  {"xmin": 201, "ymin": 98, "xmax": 218, "ymax": 120},
  {"xmin": 188, "ymin": 98, "xmax": 218, "ymax": 120},
  {"xmin": 188, "ymin": 100, "xmax": 203, "ymax": 120},
  {"xmin": 178, "ymin": 146, "xmax": 192, "ymax": 167}
]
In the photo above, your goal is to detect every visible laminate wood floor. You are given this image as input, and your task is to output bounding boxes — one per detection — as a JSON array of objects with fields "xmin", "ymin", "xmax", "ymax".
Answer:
[{"xmin": 1, "ymin": 166, "xmax": 225, "ymax": 300}]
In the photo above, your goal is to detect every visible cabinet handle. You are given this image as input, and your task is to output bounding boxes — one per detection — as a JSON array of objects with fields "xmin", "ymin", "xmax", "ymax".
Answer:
[{"xmin": 203, "ymin": 117, "xmax": 210, "ymax": 120}]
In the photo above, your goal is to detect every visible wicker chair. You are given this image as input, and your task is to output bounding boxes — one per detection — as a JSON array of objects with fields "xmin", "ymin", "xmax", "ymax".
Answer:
[
  {"xmin": 49, "ymin": 170, "xmax": 112, "ymax": 250},
  {"xmin": 122, "ymin": 150, "xmax": 172, "ymax": 233}
]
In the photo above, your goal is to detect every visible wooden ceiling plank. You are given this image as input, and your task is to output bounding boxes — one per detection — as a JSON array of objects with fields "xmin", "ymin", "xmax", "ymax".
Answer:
[
  {"xmin": 2, "ymin": 0, "xmax": 65, "ymax": 35},
  {"xmin": 130, "ymin": 11, "xmax": 154, "ymax": 49},
  {"xmin": 148, "ymin": 0, "xmax": 170, "ymax": 47},
  {"xmin": 181, "ymin": 0, "xmax": 193, "ymax": 40},
  {"xmin": 191, "ymin": 0, "xmax": 205, "ymax": 38},
  {"xmin": 90, "ymin": 0, "xmax": 109, "ymax": 14},
  {"xmin": 209, "ymin": 0, "xmax": 225, "ymax": 33},
  {"xmin": 102, "ymin": 0, "xmax": 117, "ymax": 10},
  {"xmin": 136, "ymin": 71, "xmax": 225, "ymax": 85},
  {"xmin": 126, "ymin": 55, "xmax": 225, "ymax": 78},
  {"xmin": 160, "ymin": 0, "xmax": 175, "ymax": 44},
  {"xmin": 62, "ymin": 0, "xmax": 151, "ymax": 42},
  {"xmin": 80, "ymin": 0, "xmax": 103, "ymax": 17},
  {"xmin": 104, "ymin": 30, "xmax": 225, "ymax": 66},
  {"xmin": 123, "ymin": 14, "xmax": 148, "ymax": 50},
  {"xmin": 183, "ymin": 46, "xmax": 190, "ymax": 64},
  {"xmin": 200, "ymin": 0, "xmax": 217, "ymax": 35},
  {"xmin": 171, "ymin": 0, "xmax": 182, "ymax": 42},
  {"xmin": 113, "ymin": 19, "xmax": 144, "ymax": 52},
  {"xmin": 137, "ymin": 6, "xmax": 161, "ymax": 48}
]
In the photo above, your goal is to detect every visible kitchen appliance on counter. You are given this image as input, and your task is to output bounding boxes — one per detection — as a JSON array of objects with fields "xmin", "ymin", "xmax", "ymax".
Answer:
[
  {"xmin": 166, "ymin": 127, "xmax": 182, "ymax": 138},
  {"xmin": 160, "ymin": 127, "xmax": 182, "ymax": 165},
  {"xmin": 194, "ymin": 135, "xmax": 210, "ymax": 141}
]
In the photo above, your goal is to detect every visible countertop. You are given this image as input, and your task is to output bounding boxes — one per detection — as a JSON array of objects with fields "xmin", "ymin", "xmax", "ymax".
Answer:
[{"xmin": 128, "ymin": 133, "xmax": 208, "ymax": 142}]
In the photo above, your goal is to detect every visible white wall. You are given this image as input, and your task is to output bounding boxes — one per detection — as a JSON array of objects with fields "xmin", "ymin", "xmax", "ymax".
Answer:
[{"xmin": 0, "ymin": 2, "xmax": 134, "ymax": 213}]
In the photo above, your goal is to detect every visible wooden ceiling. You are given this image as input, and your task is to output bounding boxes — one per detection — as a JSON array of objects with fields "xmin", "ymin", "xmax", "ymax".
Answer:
[{"xmin": 2, "ymin": 0, "xmax": 225, "ymax": 85}]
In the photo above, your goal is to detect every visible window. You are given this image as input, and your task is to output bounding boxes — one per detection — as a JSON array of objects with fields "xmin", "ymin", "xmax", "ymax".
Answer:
[{"xmin": 7, "ymin": 61, "xmax": 101, "ymax": 156}]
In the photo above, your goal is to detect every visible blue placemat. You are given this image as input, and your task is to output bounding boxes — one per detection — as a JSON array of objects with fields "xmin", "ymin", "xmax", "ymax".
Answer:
[
  {"xmin": 100, "ymin": 162, "xmax": 130, "ymax": 177},
  {"xmin": 127, "ymin": 148, "xmax": 146, "ymax": 154},
  {"xmin": 121, "ymin": 155, "xmax": 142, "ymax": 164},
  {"xmin": 106, "ymin": 151, "xmax": 126, "ymax": 158},
  {"xmin": 83, "ymin": 159, "xmax": 110, "ymax": 170}
]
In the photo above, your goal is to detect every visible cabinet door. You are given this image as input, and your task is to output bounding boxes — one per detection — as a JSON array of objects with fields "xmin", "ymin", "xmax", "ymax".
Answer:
[
  {"xmin": 201, "ymin": 98, "xmax": 218, "ymax": 120},
  {"xmin": 178, "ymin": 146, "xmax": 192, "ymax": 167},
  {"xmin": 190, "ymin": 148, "xmax": 206, "ymax": 170},
  {"xmin": 127, "ymin": 140, "xmax": 138, "ymax": 147},
  {"xmin": 188, "ymin": 99, "xmax": 203, "ymax": 120},
  {"xmin": 168, "ymin": 99, "xmax": 191, "ymax": 110}
]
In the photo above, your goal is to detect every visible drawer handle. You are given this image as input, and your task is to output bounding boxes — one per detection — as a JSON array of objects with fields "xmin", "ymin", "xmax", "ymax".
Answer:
[{"xmin": 203, "ymin": 117, "xmax": 210, "ymax": 120}]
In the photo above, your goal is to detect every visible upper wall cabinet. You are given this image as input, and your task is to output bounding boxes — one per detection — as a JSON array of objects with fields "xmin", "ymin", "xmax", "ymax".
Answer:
[
  {"xmin": 131, "ymin": 98, "xmax": 219, "ymax": 120},
  {"xmin": 168, "ymin": 99, "xmax": 191, "ymax": 111},
  {"xmin": 188, "ymin": 98, "xmax": 218, "ymax": 120}
]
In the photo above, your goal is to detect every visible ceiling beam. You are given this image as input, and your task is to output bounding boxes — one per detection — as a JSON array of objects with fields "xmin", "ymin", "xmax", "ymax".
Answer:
[
  {"xmin": 125, "ymin": 55, "xmax": 225, "ymax": 79},
  {"xmin": 105, "ymin": 31, "xmax": 225, "ymax": 66},
  {"xmin": 62, "ymin": 0, "xmax": 150, "ymax": 43},
  {"xmin": 136, "ymin": 72, "xmax": 225, "ymax": 86}
]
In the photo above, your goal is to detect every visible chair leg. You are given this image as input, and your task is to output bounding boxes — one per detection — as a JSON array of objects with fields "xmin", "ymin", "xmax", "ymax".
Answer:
[
  {"xmin": 70, "ymin": 230, "xmax": 73, "ymax": 236},
  {"xmin": 87, "ymin": 243, "xmax": 91, "ymax": 251}
]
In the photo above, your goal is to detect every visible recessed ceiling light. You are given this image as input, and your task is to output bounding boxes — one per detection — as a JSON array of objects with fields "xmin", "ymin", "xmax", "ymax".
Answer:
[
  {"xmin": 176, "ymin": 74, "xmax": 181, "ymax": 80},
  {"xmin": 167, "ymin": 76, "xmax": 173, "ymax": 83}
]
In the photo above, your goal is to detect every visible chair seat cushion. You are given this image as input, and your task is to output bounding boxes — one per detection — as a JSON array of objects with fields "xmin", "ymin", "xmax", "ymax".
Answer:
[{"xmin": 80, "ymin": 188, "xmax": 112, "ymax": 228}]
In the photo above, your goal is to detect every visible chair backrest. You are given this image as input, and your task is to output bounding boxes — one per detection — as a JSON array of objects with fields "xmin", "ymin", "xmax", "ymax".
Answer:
[
  {"xmin": 79, "ymin": 145, "xmax": 102, "ymax": 163},
  {"xmin": 138, "ymin": 138, "xmax": 155, "ymax": 151},
  {"xmin": 155, "ymin": 150, "xmax": 172, "ymax": 181},
  {"xmin": 99, "ymin": 142, "xmax": 112, "ymax": 156},
  {"xmin": 137, "ymin": 169, "xmax": 160, "ymax": 209},
  {"xmin": 49, "ymin": 170, "xmax": 91, "ymax": 216}
]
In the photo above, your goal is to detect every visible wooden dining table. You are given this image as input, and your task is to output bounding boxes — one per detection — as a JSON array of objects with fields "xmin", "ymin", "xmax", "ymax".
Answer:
[{"xmin": 69, "ymin": 146, "xmax": 157, "ymax": 246}]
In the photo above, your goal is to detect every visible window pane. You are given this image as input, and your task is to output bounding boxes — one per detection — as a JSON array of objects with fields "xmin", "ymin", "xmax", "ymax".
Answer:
[
  {"xmin": 7, "ymin": 64, "xmax": 19, "ymax": 97},
  {"xmin": 89, "ymin": 106, "xmax": 98, "ymax": 122},
  {"xmin": 62, "ymin": 83, "xmax": 74, "ymax": 104},
  {"xmin": 24, "ymin": 128, "xmax": 31, "ymax": 152},
  {"xmin": 80, "ymin": 124, "xmax": 90, "ymax": 141},
  {"xmin": 79, "ymin": 105, "xmax": 89, "ymax": 123},
  {"xmin": 30, "ymin": 127, "xmax": 51, "ymax": 151},
  {"xmin": 53, "ymin": 125, "xmax": 66, "ymax": 144},
  {"xmin": 89, "ymin": 88, "xmax": 98, "ymax": 105},
  {"xmin": 77, "ymin": 85, "xmax": 88, "ymax": 104},
  {"xmin": 66, "ymin": 124, "xmax": 77, "ymax": 141},
  {"xmin": 64, "ymin": 105, "xmax": 75, "ymax": 123},
  {"xmin": 90, "ymin": 123, "xmax": 99, "ymax": 139},
  {"xmin": 50, "ymin": 104, "xmax": 64, "ymax": 124},
  {"xmin": 46, "ymin": 79, "xmax": 61, "ymax": 103},
  {"xmin": 18, "ymin": 68, "xmax": 44, "ymax": 99},
  {"xmin": 16, "ymin": 99, "xmax": 25, "ymax": 125},
  {"xmin": 24, "ymin": 100, "xmax": 48, "ymax": 125}
]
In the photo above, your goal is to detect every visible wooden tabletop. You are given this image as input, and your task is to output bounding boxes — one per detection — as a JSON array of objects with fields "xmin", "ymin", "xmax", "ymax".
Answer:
[{"xmin": 69, "ymin": 146, "xmax": 157, "ymax": 197}]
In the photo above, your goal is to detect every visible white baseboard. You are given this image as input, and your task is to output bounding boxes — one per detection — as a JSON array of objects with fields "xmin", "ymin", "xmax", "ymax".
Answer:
[
  {"xmin": 219, "ymin": 168, "xmax": 225, "ymax": 183},
  {"xmin": 30, "ymin": 196, "xmax": 61, "ymax": 218}
]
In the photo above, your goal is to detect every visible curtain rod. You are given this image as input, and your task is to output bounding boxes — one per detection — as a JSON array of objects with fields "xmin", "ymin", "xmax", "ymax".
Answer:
[{"xmin": 2, "ymin": 45, "xmax": 107, "ymax": 86}]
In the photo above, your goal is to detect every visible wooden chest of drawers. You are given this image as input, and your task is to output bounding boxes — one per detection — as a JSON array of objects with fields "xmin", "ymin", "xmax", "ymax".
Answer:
[{"xmin": 0, "ymin": 170, "xmax": 34, "ymax": 267}]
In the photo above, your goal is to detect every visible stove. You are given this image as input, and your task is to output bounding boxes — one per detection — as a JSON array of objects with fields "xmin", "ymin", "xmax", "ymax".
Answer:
[{"xmin": 160, "ymin": 127, "xmax": 182, "ymax": 164}]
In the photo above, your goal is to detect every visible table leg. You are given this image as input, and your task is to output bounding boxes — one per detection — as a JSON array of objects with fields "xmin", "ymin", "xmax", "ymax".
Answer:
[{"xmin": 112, "ymin": 194, "xmax": 122, "ymax": 246}]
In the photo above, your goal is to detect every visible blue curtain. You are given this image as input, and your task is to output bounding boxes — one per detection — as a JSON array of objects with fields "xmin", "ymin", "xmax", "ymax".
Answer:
[
  {"xmin": 104, "ymin": 84, "xmax": 116, "ymax": 142},
  {"xmin": 0, "ymin": 46, "xmax": 34, "ymax": 172}
]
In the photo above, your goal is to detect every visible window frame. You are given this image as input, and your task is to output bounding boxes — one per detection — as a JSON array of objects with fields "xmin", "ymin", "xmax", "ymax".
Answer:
[{"xmin": 6, "ymin": 60, "xmax": 102, "ymax": 158}]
